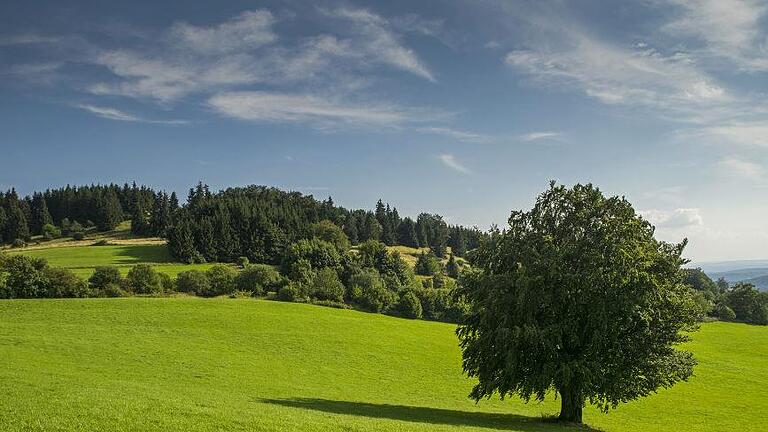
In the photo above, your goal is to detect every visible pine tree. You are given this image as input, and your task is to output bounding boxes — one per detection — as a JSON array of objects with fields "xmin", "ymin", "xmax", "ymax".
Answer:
[
  {"xmin": 150, "ymin": 193, "xmax": 171, "ymax": 237},
  {"xmin": 343, "ymin": 213, "xmax": 359, "ymax": 245},
  {"xmin": 446, "ymin": 253, "xmax": 460, "ymax": 278},
  {"xmin": 362, "ymin": 212, "xmax": 382, "ymax": 241},
  {"xmin": 95, "ymin": 189, "xmax": 123, "ymax": 231},
  {"xmin": 29, "ymin": 193, "xmax": 53, "ymax": 235},
  {"xmin": 131, "ymin": 196, "xmax": 151, "ymax": 236},
  {"xmin": 5, "ymin": 203, "xmax": 30, "ymax": 242},
  {"xmin": 0, "ymin": 207, "xmax": 6, "ymax": 243},
  {"xmin": 397, "ymin": 217, "xmax": 419, "ymax": 247},
  {"xmin": 169, "ymin": 191, "xmax": 180, "ymax": 212}
]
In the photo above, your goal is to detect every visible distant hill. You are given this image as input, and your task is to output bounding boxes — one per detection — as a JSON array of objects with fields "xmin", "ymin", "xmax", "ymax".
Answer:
[{"xmin": 695, "ymin": 260, "xmax": 768, "ymax": 291}]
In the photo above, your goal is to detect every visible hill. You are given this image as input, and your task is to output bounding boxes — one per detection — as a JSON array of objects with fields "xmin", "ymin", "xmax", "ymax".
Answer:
[{"xmin": 1, "ymin": 298, "xmax": 766, "ymax": 432}]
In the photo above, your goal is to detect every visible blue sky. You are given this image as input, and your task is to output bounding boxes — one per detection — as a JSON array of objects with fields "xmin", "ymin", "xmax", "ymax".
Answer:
[{"xmin": 1, "ymin": 0, "xmax": 767, "ymax": 262}]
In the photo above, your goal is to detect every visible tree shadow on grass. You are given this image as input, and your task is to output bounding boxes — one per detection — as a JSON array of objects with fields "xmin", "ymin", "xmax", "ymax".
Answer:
[{"xmin": 260, "ymin": 398, "xmax": 601, "ymax": 431}]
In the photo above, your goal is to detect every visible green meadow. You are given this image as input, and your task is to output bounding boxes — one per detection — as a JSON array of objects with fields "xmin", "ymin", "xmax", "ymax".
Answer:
[
  {"xmin": 0, "ymin": 298, "xmax": 765, "ymax": 432},
  {"xmin": 7, "ymin": 244, "xmax": 220, "ymax": 278}
]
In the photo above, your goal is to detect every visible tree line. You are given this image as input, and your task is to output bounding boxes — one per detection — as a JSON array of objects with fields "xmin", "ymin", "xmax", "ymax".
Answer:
[
  {"xmin": 164, "ymin": 184, "xmax": 484, "ymax": 264},
  {"xmin": 0, "ymin": 183, "xmax": 484, "ymax": 264},
  {"xmin": 683, "ymin": 268, "xmax": 768, "ymax": 325}
]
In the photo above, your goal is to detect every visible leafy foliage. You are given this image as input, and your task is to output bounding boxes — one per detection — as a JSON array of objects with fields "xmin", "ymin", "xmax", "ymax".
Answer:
[{"xmin": 456, "ymin": 182, "xmax": 700, "ymax": 423}]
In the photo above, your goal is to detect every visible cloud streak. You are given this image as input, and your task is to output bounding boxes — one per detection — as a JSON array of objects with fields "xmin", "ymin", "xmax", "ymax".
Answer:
[
  {"xmin": 208, "ymin": 91, "xmax": 411, "ymax": 128},
  {"xmin": 75, "ymin": 104, "xmax": 189, "ymax": 124},
  {"xmin": 439, "ymin": 153, "xmax": 470, "ymax": 174}
]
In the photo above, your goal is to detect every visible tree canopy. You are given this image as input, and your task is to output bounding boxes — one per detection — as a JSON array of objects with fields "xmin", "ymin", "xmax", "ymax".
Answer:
[{"xmin": 456, "ymin": 182, "xmax": 700, "ymax": 424}]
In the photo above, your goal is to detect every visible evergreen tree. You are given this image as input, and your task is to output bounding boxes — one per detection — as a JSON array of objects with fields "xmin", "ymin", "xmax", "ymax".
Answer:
[
  {"xmin": 150, "ymin": 193, "xmax": 171, "ymax": 237},
  {"xmin": 397, "ymin": 217, "xmax": 419, "ymax": 247},
  {"xmin": 343, "ymin": 213, "xmax": 359, "ymax": 245},
  {"xmin": 95, "ymin": 189, "xmax": 123, "ymax": 231},
  {"xmin": 446, "ymin": 253, "xmax": 460, "ymax": 278},
  {"xmin": 5, "ymin": 203, "xmax": 30, "ymax": 242},
  {"xmin": 0, "ymin": 207, "xmax": 6, "ymax": 243},
  {"xmin": 362, "ymin": 212, "xmax": 382, "ymax": 241},
  {"xmin": 29, "ymin": 193, "xmax": 53, "ymax": 235},
  {"xmin": 169, "ymin": 191, "xmax": 180, "ymax": 212},
  {"xmin": 130, "ymin": 196, "xmax": 151, "ymax": 236}
]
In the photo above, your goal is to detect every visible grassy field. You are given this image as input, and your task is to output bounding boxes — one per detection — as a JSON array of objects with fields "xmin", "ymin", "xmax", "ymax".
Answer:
[
  {"xmin": 0, "ymin": 298, "xmax": 765, "ymax": 432},
  {"xmin": 6, "ymin": 244, "xmax": 220, "ymax": 279}
]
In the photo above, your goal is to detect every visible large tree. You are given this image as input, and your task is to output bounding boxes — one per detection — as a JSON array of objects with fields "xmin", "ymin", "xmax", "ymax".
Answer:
[{"xmin": 456, "ymin": 182, "xmax": 699, "ymax": 424}]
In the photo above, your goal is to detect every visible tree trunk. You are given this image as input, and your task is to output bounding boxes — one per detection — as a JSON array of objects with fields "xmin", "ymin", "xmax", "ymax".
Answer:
[{"xmin": 558, "ymin": 387, "xmax": 583, "ymax": 423}]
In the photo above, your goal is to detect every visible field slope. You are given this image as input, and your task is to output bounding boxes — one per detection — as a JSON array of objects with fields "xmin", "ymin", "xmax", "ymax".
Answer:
[{"xmin": 0, "ymin": 299, "xmax": 766, "ymax": 431}]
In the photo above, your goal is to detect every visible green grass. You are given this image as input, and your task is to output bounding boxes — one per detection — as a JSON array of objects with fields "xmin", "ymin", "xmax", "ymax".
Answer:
[
  {"xmin": 0, "ymin": 299, "xmax": 765, "ymax": 431},
  {"xmin": 7, "ymin": 244, "xmax": 223, "ymax": 279}
]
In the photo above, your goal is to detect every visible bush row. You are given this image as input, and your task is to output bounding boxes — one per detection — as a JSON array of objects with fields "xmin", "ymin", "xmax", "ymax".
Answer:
[{"xmin": 0, "ymin": 252, "xmax": 467, "ymax": 323}]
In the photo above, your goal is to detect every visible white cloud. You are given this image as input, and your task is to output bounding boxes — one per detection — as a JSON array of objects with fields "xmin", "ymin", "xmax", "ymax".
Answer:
[
  {"xmin": 718, "ymin": 156, "xmax": 765, "ymax": 180},
  {"xmin": 75, "ymin": 104, "xmax": 189, "ymax": 125},
  {"xmin": 519, "ymin": 131, "xmax": 562, "ymax": 142},
  {"xmin": 79, "ymin": 8, "xmax": 435, "ymax": 105},
  {"xmin": 640, "ymin": 208, "xmax": 704, "ymax": 229},
  {"xmin": 325, "ymin": 8, "xmax": 436, "ymax": 81},
  {"xmin": 690, "ymin": 122, "xmax": 768, "ymax": 147},
  {"xmin": 439, "ymin": 153, "xmax": 471, "ymax": 174},
  {"xmin": 208, "ymin": 91, "xmax": 409, "ymax": 127},
  {"xmin": 505, "ymin": 36, "xmax": 728, "ymax": 114},
  {"xmin": 169, "ymin": 10, "xmax": 276, "ymax": 55},
  {"xmin": 0, "ymin": 34, "xmax": 58, "ymax": 46},
  {"xmin": 663, "ymin": 0, "xmax": 768, "ymax": 72},
  {"xmin": 418, "ymin": 127, "xmax": 491, "ymax": 143}
]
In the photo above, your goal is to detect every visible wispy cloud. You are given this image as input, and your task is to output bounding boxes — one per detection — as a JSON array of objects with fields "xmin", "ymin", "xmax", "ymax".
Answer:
[
  {"xmin": 169, "ymin": 10, "xmax": 276, "ymax": 55},
  {"xmin": 75, "ymin": 104, "xmax": 189, "ymax": 125},
  {"xmin": 685, "ymin": 122, "xmax": 768, "ymax": 147},
  {"xmin": 418, "ymin": 127, "xmax": 491, "ymax": 143},
  {"xmin": 439, "ymin": 153, "xmax": 470, "ymax": 174},
  {"xmin": 208, "ymin": 91, "xmax": 412, "ymax": 128},
  {"xmin": 662, "ymin": 0, "xmax": 768, "ymax": 72},
  {"xmin": 640, "ymin": 208, "xmax": 704, "ymax": 229},
  {"xmin": 519, "ymin": 131, "xmax": 562, "ymax": 142},
  {"xmin": 325, "ymin": 8, "xmax": 436, "ymax": 81},
  {"xmin": 0, "ymin": 34, "xmax": 59, "ymax": 46},
  {"xmin": 505, "ymin": 37, "xmax": 728, "ymax": 114},
  {"xmin": 718, "ymin": 156, "xmax": 765, "ymax": 181}
]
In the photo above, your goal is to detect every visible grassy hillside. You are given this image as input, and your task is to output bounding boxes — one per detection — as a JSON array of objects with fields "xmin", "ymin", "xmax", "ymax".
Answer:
[
  {"xmin": 7, "ymin": 244, "xmax": 219, "ymax": 279},
  {"xmin": 0, "ymin": 299, "xmax": 765, "ymax": 432}
]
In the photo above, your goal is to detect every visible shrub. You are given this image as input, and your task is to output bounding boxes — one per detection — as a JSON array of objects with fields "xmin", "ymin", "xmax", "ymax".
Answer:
[
  {"xmin": 176, "ymin": 270, "xmax": 210, "ymax": 295},
  {"xmin": 0, "ymin": 255, "xmax": 48, "ymax": 298},
  {"xmin": 414, "ymin": 252, "xmax": 442, "ymax": 276},
  {"xmin": 236, "ymin": 256, "xmax": 250, "ymax": 268},
  {"xmin": 204, "ymin": 265, "xmax": 237, "ymax": 297},
  {"xmin": 288, "ymin": 259, "xmax": 315, "ymax": 285},
  {"xmin": 43, "ymin": 267, "xmax": 91, "ymax": 298},
  {"xmin": 42, "ymin": 224, "xmax": 61, "ymax": 240},
  {"xmin": 350, "ymin": 269, "xmax": 397, "ymax": 312},
  {"xmin": 159, "ymin": 273, "xmax": 174, "ymax": 293},
  {"xmin": 311, "ymin": 299, "xmax": 352, "ymax": 309},
  {"xmin": 421, "ymin": 277, "xmax": 433, "ymax": 290},
  {"xmin": 89, "ymin": 266, "xmax": 122, "ymax": 290},
  {"xmin": 99, "ymin": 283, "xmax": 129, "ymax": 298},
  {"xmin": 714, "ymin": 303, "xmax": 736, "ymax": 321},
  {"xmin": 417, "ymin": 287, "xmax": 469, "ymax": 323},
  {"xmin": 229, "ymin": 290, "xmax": 253, "ymax": 299},
  {"xmin": 11, "ymin": 238, "xmax": 26, "ymax": 248},
  {"xmin": 72, "ymin": 232, "xmax": 85, "ymax": 241},
  {"xmin": 281, "ymin": 238, "xmax": 342, "ymax": 274},
  {"xmin": 277, "ymin": 284, "xmax": 300, "ymax": 302},
  {"xmin": 235, "ymin": 264, "xmax": 282, "ymax": 296},
  {"xmin": 309, "ymin": 220, "xmax": 350, "ymax": 251},
  {"xmin": 310, "ymin": 268, "xmax": 345, "ymax": 302},
  {"xmin": 397, "ymin": 290, "xmax": 423, "ymax": 319},
  {"xmin": 123, "ymin": 264, "xmax": 162, "ymax": 294}
]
